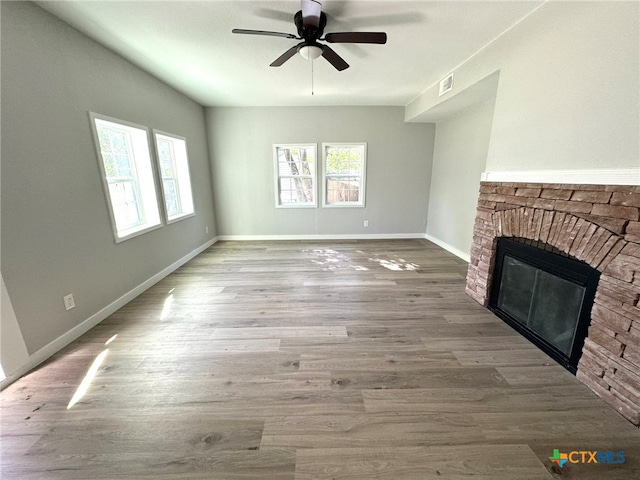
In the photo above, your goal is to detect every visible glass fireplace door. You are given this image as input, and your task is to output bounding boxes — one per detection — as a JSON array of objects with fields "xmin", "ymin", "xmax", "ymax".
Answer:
[
  {"xmin": 497, "ymin": 255, "xmax": 586, "ymax": 356},
  {"xmin": 489, "ymin": 238, "xmax": 600, "ymax": 373}
]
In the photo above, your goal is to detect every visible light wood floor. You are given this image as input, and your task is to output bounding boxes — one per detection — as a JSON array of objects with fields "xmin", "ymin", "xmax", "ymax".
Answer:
[{"xmin": 2, "ymin": 239, "xmax": 639, "ymax": 479}]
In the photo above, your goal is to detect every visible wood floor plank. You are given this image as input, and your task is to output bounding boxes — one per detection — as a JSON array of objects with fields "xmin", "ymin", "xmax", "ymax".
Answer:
[
  {"xmin": 25, "ymin": 417, "xmax": 265, "ymax": 455},
  {"xmin": 422, "ymin": 336, "xmax": 532, "ymax": 351},
  {"xmin": 299, "ymin": 351, "xmax": 461, "ymax": 371},
  {"xmin": 349, "ymin": 322, "xmax": 518, "ymax": 340},
  {"xmin": 137, "ymin": 351, "xmax": 303, "ymax": 376},
  {"xmin": 262, "ymin": 413, "xmax": 487, "ymax": 448},
  {"xmin": 279, "ymin": 338, "xmax": 427, "ymax": 353},
  {"xmin": 327, "ymin": 367, "xmax": 509, "ymax": 390},
  {"xmin": 302, "ymin": 279, "xmax": 397, "ymax": 287},
  {"xmin": 294, "ymin": 444, "xmax": 553, "ymax": 480},
  {"xmin": 452, "ymin": 348, "xmax": 557, "ymax": 366},
  {"xmin": 363, "ymin": 385, "xmax": 607, "ymax": 414},
  {"xmin": 0, "ymin": 448, "xmax": 297, "ymax": 480},
  {"xmin": 472, "ymin": 409, "xmax": 640, "ymax": 443},
  {"xmin": 211, "ymin": 326, "xmax": 348, "ymax": 339},
  {"xmin": 443, "ymin": 313, "xmax": 502, "ymax": 324},
  {"xmin": 495, "ymin": 365, "xmax": 576, "ymax": 386}
]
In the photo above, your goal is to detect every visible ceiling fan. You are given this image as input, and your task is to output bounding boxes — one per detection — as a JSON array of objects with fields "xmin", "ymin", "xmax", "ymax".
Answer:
[{"xmin": 232, "ymin": 0, "xmax": 387, "ymax": 71}]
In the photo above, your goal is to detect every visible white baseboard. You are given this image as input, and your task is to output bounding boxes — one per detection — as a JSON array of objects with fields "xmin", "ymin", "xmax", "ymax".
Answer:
[
  {"xmin": 481, "ymin": 168, "xmax": 640, "ymax": 186},
  {"xmin": 0, "ymin": 237, "xmax": 218, "ymax": 390},
  {"xmin": 424, "ymin": 234, "xmax": 471, "ymax": 263},
  {"xmin": 217, "ymin": 233, "xmax": 426, "ymax": 241}
]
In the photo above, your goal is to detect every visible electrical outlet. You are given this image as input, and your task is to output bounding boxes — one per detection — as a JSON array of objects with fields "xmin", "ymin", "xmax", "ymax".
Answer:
[
  {"xmin": 364, "ymin": 220, "xmax": 369, "ymax": 227},
  {"xmin": 63, "ymin": 294, "xmax": 75, "ymax": 311},
  {"xmin": 205, "ymin": 226, "xmax": 209, "ymax": 234}
]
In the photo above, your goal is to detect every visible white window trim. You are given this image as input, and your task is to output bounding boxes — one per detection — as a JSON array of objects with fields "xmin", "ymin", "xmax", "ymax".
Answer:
[
  {"xmin": 322, "ymin": 142, "xmax": 367, "ymax": 208},
  {"xmin": 89, "ymin": 112, "xmax": 163, "ymax": 243},
  {"xmin": 152, "ymin": 129, "xmax": 196, "ymax": 224},
  {"xmin": 273, "ymin": 144, "xmax": 318, "ymax": 208}
]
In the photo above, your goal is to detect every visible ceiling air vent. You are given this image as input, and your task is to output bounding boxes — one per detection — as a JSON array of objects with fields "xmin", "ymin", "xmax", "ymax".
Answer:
[{"xmin": 439, "ymin": 73, "xmax": 454, "ymax": 96}]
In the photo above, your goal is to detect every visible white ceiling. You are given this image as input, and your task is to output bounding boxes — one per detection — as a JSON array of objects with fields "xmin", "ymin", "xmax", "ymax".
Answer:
[{"xmin": 36, "ymin": 1, "xmax": 542, "ymax": 107}]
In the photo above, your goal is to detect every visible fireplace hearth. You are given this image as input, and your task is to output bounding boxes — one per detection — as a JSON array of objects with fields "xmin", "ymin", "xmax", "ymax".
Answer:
[{"xmin": 466, "ymin": 181, "xmax": 640, "ymax": 425}]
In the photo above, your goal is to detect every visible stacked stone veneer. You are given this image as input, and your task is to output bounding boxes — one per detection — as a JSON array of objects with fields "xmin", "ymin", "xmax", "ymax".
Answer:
[{"xmin": 466, "ymin": 181, "xmax": 640, "ymax": 425}]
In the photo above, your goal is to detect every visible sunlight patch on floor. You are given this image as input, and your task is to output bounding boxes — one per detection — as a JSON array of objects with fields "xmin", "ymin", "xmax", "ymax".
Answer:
[
  {"xmin": 367, "ymin": 254, "xmax": 420, "ymax": 271},
  {"xmin": 67, "ymin": 349, "xmax": 109, "ymax": 409},
  {"xmin": 305, "ymin": 248, "xmax": 369, "ymax": 272},
  {"xmin": 160, "ymin": 289, "xmax": 175, "ymax": 320}
]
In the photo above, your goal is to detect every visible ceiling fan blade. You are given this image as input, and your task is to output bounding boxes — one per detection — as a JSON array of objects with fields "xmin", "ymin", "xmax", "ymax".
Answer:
[
  {"xmin": 324, "ymin": 32, "xmax": 387, "ymax": 44},
  {"xmin": 232, "ymin": 29, "xmax": 297, "ymax": 39},
  {"xmin": 301, "ymin": 0, "xmax": 322, "ymax": 30},
  {"xmin": 270, "ymin": 44, "xmax": 303, "ymax": 67},
  {"xmin": 321, "ymin": 45, "xmax": 349, "ymax": 71}
]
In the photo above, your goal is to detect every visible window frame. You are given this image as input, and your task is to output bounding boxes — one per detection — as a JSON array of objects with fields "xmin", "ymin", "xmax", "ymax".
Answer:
[
  {"xmin": 322, "ymin": 142, "xmax": 367, "ymax": 208},
  {"xmin": 273, "ymin": 143, "xmax": 318, "ymax": 208},
  {"xmin": 152, "ymin": 129, "xmax": 196, "ymax": 224},
  {"xmin": 89, "ymin": 112, "xmax": 163, "ymax": 243}
]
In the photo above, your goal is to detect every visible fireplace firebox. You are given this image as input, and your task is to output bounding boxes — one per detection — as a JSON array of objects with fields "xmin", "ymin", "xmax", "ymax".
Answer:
[{"xmin": 489, "ymin": 238, "xmax": 600, "ymax": 373}]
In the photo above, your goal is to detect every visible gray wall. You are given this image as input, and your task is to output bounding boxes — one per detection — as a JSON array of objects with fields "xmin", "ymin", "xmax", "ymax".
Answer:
[
  {"xmin": 406, "ymin": 1, "xmax": 639, "ymax": 172},
  {"xmin": 207, "ymin": 107, "xmax": 434, "ymax": 236},
  {"xmin": 485, "ymin": 0, "xmax": 639, "ymax": 172},
  {"xmin": 1, "ymin": 2, "xmax": 217, "ymax": 355},
  {"xmin": 427, "ymin": 99, "xmax": 496, "ymax": 258}
]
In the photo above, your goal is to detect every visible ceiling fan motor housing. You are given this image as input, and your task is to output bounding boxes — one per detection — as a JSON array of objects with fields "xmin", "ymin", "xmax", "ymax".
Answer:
[{"xmin": 294, "ymin": 10, "xmax": 327, "ymax": 41}]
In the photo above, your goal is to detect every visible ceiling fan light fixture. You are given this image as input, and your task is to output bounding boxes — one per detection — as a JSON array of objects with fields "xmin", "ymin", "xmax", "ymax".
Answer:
[{"xmin": 298, "ymin": 45, "xmax": 323, "ymax": 60}]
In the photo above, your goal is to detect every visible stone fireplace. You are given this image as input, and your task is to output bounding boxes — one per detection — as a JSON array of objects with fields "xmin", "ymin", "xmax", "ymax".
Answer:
[{"xmin": 466, "ymin": 181, "xmax": 640, "ymax": 425}]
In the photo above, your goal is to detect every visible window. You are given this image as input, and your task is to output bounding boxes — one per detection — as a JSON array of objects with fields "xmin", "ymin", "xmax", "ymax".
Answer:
[
  {"xmin": 90, "ymin": 113, "xmax": 162, "ymax": 242},
  {"xmin": 323, "ymin": 143, "xmax": 366, "ymax": 207},
  {"xmin": 274, "ymin": 144, "xmax": 317, "ymax": 207},
  {"xmin": 153, "ymin": 131, "xmax": 195, "ymax": 223}
]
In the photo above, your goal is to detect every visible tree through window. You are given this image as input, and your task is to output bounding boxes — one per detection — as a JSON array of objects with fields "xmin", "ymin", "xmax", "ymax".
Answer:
[{"xmin": 274, "ymin": 144, "xmax": 317, "ymax": 207}]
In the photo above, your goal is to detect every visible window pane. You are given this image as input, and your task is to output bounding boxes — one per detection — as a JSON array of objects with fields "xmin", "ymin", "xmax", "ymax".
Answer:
[
  {"xmin": 109, "ymin": 129, "xmax": 128, "ymax": 155},
  {"xmin": 108, "ymin": 181, "xmax": 142, "ymax": 230},
  {"xmin": 275, "ymin": 145, "xmax": 316, "ymax": 207},
  {"xmin": 326, "ymin": 146, "xmax": 362, "ymax": 175},
  {"xmin": 326, "ymin": 148, "xmax": 348, "ymax": 174},
  {"xmin": 279, "ymin": 178, "xmax": 295, "ymax": 204},
  {"xmin": 157, "ymin": 139, "xmax": 174, "ymax": 177},
  {"xmin": 114, "ymin": 154, "xmax": 133, "ymax": 178},
  {"xmin": 326, "ymin": 177, "xmax": 360, "ymax": 203},
  {"xmin": 102, "ymin": 153, "xmax": 116, "ymax": 177},
  {"xmin": 279, "ymin": 177, "xmax": 313, "ymax": 204},
  {"xmin": 98, "ymin": 126, "xmax": 135, "ymax": 179},
  {"xmin": 278, "ymin": 147, "xmax": 315, "ymax": 176},
  {"xmin": 163, "ymin": 179, "xmax": 180, "ymax": 216}
]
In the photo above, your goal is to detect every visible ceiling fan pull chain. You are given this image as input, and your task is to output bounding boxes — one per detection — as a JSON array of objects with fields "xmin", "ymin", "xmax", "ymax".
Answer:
[{"xmin": 311, "ymin": 57, "xmax": 315, "ymax": 96}]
